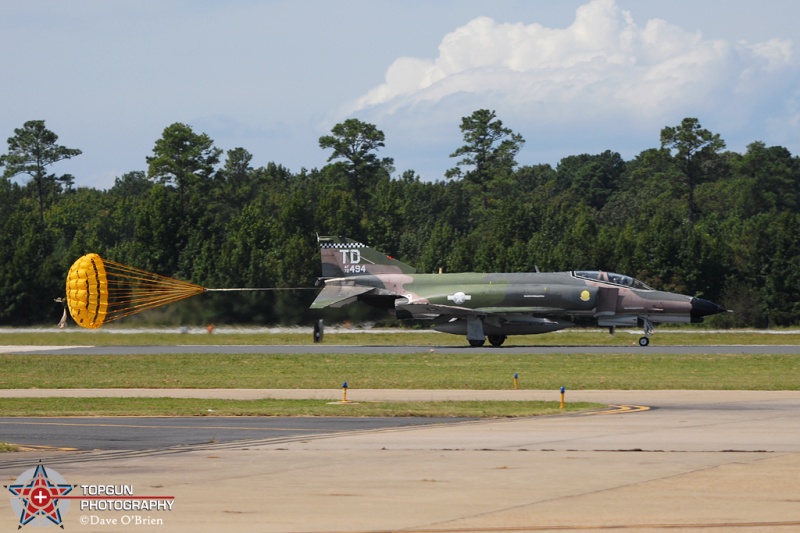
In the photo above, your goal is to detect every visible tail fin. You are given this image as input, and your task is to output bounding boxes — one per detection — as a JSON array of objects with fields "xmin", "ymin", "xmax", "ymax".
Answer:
[{"xmin": 318, "ymin": 236, "xmax": 416, "ymax": 278}]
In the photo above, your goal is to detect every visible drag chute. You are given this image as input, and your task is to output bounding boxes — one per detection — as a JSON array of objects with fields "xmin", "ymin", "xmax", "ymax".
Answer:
[{"xmin": 66, "ymin": 253, "xmax": 205, "ymax": 329}]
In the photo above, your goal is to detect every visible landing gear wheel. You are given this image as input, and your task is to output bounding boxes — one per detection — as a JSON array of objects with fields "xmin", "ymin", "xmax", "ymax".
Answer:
[
  {"xmin": 638, "ymin": 336, "xmax": 650, "ymax": 347},
  {"xmin": 488, "ymin": 335, "xmax": 507, "ymax": 347},
  {"xmin": 468, "ymin": 338, "xmax": 486, "ymax": 347}
]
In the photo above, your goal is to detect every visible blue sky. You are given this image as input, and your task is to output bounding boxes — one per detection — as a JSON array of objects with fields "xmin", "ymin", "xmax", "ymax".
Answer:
[{"xmin": 2, "ymin": 0, "xmax": 798, "ymax": 189}]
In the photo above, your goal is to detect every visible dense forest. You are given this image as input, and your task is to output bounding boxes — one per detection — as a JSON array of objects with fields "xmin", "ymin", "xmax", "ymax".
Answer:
[{"xmin": 1, "ymin": 112, "xmax": 799, "ymax": 328}]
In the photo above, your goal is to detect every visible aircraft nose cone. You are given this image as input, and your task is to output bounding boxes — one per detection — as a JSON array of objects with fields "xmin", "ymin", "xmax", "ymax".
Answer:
[{"xmin": 690, "ymin": 297, "xmax": 727, "ymax": 321}]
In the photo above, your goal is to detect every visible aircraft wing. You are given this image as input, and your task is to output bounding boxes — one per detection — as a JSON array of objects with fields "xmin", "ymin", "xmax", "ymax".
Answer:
[
  {"xmin": 473, "ymin": 306, "xmax": 568, "ymax": 315},
  {"xmin": 395, "ymin": 303, "xmax": 478, "ymax": 319},
  {"xmin": 396, "ymin": 303, "xmax": 570, "ymax": 319},
  {"xmin": 310, "ymin": 284, "xmax": 375, "ymax": 309}
]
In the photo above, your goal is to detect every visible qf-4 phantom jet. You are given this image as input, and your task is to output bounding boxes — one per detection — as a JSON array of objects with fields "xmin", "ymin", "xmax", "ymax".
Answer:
[{"xmin": 310, "ymin": 236, "xmax": 727, "ymax": 347}]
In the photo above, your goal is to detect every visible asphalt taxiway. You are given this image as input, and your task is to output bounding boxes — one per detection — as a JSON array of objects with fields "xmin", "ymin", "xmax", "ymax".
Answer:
[{"xmin": 0, "ymin": 415, "xmax": 471, "ymax": 451}]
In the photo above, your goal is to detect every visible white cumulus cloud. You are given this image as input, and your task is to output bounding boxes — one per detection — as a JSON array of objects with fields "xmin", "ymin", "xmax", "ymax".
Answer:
[{"xmin": 343, "ymin": 0, "xmax": 797, "ymax": 174}]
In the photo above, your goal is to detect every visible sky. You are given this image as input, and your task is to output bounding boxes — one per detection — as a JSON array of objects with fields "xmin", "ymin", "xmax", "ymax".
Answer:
[{"xmin": 2, "ymin": 0, "xmax": 798, "ymax": 190}]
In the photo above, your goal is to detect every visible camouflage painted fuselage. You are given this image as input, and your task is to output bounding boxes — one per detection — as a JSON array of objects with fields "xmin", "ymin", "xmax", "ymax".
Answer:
[{"xmin": 311, "ymin": 236, "xmax": 725, "ymax": 345}]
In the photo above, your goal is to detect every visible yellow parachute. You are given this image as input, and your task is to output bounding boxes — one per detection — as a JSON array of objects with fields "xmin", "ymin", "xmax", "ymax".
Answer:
[{"xmin": 66, "ymin": 253, "xmax": 205, "ymax": 329}]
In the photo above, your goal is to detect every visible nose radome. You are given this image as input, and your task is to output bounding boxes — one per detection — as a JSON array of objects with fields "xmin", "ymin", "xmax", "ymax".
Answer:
[{"xmin": 690, "ymin": 297, "xmax": 727, "ymax": 321}]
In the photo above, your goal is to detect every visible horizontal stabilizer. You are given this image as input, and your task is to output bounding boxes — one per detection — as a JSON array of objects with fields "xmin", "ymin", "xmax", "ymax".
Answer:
[{"xmin": 310, "ymin": 284, "xmax": 375, "ymax": 309}]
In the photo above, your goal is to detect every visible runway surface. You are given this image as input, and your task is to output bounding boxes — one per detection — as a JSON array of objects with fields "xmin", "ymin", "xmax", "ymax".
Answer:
[{"xmin": 3, "ymin": 343, "xmax": 799, "ymax": 355}]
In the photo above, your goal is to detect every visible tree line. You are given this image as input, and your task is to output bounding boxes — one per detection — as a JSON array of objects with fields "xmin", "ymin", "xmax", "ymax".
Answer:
[{"xmin": 1, "ymin": 113, "xmax": 799, "ymax": 328}]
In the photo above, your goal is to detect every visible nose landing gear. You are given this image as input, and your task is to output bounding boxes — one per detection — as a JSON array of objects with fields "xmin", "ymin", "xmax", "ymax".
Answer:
[{"xmin": 639, "ymin": 318, "xmax": 654, "ymax": 347}]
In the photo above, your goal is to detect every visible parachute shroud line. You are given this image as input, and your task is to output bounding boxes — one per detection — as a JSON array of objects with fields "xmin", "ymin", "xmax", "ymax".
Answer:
[
  {"xmin": 66, "ymin": 253, "xmax": 205, "ymax": 329},
  {"xmin": 65, "ymin": 253, "xmax": 314, "ymax": 329}
]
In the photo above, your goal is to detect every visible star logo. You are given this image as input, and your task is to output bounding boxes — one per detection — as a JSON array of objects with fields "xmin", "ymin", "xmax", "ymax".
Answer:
[
  {"xmin": 6, "ymin": 464, "xmax": 75, "ymax": 529},
  {"xmin": 447, "ymin": 291, "xmax": 471, "ymax": 305}
]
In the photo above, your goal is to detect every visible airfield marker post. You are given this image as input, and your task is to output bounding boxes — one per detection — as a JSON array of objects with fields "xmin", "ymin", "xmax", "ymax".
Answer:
[
  {"xmin": 514, "ymin": 373, "xmax": 519, "ymax": 390},
  {"xmin": 560, "ymin": 386, "xmax": 566, "ymax": 409},
  {"xmin": 342, "ymin": 382, "xmax": 348, "ymax": 403}
]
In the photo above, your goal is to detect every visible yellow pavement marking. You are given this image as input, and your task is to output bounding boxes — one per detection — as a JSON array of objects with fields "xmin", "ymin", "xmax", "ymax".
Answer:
[{"xmin": 584, "ymin": 404, "xmax": 651, "ymax": 415}]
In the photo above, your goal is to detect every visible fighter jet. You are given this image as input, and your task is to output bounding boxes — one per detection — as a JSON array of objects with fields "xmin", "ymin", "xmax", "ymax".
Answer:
[{"xmin": 310, "ymin": 236, "xmax": 727, "ymax": 347}]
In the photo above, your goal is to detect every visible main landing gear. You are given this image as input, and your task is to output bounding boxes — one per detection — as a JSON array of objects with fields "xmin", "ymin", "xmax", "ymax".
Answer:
[
  {"xmin": 467, "ymin": 335, "xmax": 507, "ymax": 347},
  {"xmin": 488, "ymin": 335, "xmax": 507, "ymax": 347}
]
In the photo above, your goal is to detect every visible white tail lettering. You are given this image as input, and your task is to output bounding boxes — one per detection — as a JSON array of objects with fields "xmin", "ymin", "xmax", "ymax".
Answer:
[{"xmin": 339, "ymin": 249, "xmax": 361, "ymax": 264}]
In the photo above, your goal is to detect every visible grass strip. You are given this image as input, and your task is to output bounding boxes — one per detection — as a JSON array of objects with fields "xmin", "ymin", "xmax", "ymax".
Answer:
[
  {"xmin": 0, "ymin": 397, "xmax": 600, "ymax": 418},
  {"xmin": 1, "ymin": 352, "xmax": 799, "ymax": 390}
]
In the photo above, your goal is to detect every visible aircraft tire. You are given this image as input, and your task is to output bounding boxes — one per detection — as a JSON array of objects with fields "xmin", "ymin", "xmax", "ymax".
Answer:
[
  {"xmin": 468, "ymin": 338, "xmax": 486, "ymax": 348},
  {"xmin": 488, "ymin": 335, "xmax": 507, "ymax": 347},
  {"xmin": 638, "ymin": 336, "xmax": 650, "ymax": 347},
  {"xmin": 313, "ymin": 319, "xmax": 324, "ymax": 343}
]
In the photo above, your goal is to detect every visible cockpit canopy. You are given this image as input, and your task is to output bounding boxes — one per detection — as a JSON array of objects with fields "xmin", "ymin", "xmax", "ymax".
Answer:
[{"xmin": 573, "ymin": 270, "xmax": 653, "ymax": 290}]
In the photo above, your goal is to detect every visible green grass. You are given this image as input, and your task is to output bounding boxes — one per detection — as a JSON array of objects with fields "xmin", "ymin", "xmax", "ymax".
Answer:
[
  {"xmin": 0, "ymin": 397, "xmax": 598, "ymax": 418},
  {"xmin": 1, "ymin": 330, "xmax": 797, "ymax": 428},
  {"xmin": 1, "ymin": 352, "xmax": 799, "ymax": 390}
]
